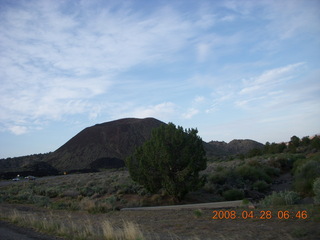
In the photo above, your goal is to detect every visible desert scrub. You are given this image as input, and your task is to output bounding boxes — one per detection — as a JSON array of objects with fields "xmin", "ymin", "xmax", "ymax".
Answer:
[
  {"xmin": 49, "ymin": 200, "xmax": 79, "ymax": 211},
  {"xmin": 222, "ymin": 189, "xmax": 244, "ymax": 201},
  {"xmin": 236, "ymin": 164, "xmax": 272, "ymax": 183},
  {"xmin": 79, "ymin": 197, "xmax": 115, "ymax": 213},
  {"xmin": 259, "ymin": 191, "xmax": 300, "ymax": 207},
  {"xmin": 313, "ymin": 177, "xmax": 320, "ymax": 204}
]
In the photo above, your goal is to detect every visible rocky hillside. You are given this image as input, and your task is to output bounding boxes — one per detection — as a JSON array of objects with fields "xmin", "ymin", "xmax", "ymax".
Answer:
[{"xmin": 46, "ymin": 118, "xmax": 165, "ymax": 172}]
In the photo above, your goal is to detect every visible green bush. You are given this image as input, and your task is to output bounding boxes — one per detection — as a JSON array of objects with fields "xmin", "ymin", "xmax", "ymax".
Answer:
[
  {"xmin": 236, "ymin": 165, "xmax": 272, "ymax": 183},
  {"xmin": 107, "ymin": 195, "xmax": 117, "ymax": 211},
  {"xmin": 293, "ymin": 158, "xmax": 320, "ymax": 196},
  {"xmin": 193, "ymin": 209, "xmax": 203, "ymax": 218},
  {"xmin": 203, "ymin": 181, "xmax": 216, "ymax": 193},
  {"xmin": 264, "ymin": 166, "xmax": 280, "ymax": 177},
  {"xmin": 253, "ymin": 180, "xmax": 269, "ymax": 192},
  {"xmin": 208, "ymin": 171, "xmax": 228, "ymax": 185},
  {"xmin": 260, "ymin": 191, "xmax": 300, "ymax": 207},
  {"xmin": 313, "ymin": 178, "xmax": 320, "ymax": 204},
  {"xmin": 222, "ymin": 189, "xmax": 244, "ymax": 201}
]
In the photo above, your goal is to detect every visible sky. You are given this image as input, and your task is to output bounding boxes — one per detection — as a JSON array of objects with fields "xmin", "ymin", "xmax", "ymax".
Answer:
[{"xmin": 0, "ymin": 0, "xmax": 320, "ymax": 158}]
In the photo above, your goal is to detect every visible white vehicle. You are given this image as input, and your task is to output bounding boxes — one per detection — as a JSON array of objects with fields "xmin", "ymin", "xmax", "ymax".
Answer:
[
  {"xmin": 25, "ymin": 176, "xmax": 36, "ymax": 180},
  {"xmin": 12, "ymin": 177, "xmax": 20, "ymax": 181}
]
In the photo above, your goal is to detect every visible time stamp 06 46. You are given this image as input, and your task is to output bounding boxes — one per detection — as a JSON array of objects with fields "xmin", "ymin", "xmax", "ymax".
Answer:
[{"xmin": 212, "ymin": 210, "xmax": 308, "ymax": 220}]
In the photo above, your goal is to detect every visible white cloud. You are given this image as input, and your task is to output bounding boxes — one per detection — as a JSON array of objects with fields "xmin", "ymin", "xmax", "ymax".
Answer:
[
  {"xmin": 117, "ymin": 102, "xmax": 177, "ymax": 121},
  {"xmin": 264, "ymin": 0, "xmax": 320, "ymax": 40},
  {"xmin": 189, "ymin": 74, "xmax": 221, "ymax": 87},
  {"xmin": 196, "ymin": 43, "xmax": 210, "ymax": 62},
  {"xmin": 9, "ymin": 126, "xmax": 28, "ymax": 135},
  {"xmin": 194, "ymin": 96, "xmax": 205, "ymax": 103},
  {"xmin": 182, "ymin": 108, "xmax": 199, "ymax": 119},
  {"xmin": 220, "ymin": 15, "xmax": 236, "ymax": 22}
]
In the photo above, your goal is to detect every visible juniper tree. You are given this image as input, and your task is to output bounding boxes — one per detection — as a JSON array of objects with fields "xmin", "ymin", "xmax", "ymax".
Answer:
[{"xmin": 126, "ymin": 123, "xmax": 207, "ymax": 201}]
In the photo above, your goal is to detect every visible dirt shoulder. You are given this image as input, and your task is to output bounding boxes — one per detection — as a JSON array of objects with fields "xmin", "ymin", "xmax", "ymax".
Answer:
[{"xmin": 0, "ymin": 220, "xmax": 64, "ymax": 240}]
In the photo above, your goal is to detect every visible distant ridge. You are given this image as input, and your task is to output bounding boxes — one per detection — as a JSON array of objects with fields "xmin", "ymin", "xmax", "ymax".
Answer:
[
  {"xmin": 206, "ymin": 139, "xmax": 264, "ymax": 156},
  {"xmin": 0, "ymin": 117, "xmax": 266, "ymax": 177}
]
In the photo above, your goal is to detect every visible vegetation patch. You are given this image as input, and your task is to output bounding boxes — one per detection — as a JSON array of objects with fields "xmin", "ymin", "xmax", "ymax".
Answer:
[{"xmin": 259, "ymin": 191, "xmax": 300, "ymax": 207}]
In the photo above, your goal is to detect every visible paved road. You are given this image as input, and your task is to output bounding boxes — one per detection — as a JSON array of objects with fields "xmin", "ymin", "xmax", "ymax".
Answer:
[
  {"xmin": 0, "ymin": 220, "xmax": 64, "ymax": 240},
  {"xmin": 121, "ymin": 200, "xmax": 243, "ymax": 211},
  {"xmin": 0, "ymin": 175, "xmax": 66, "ymax": 187}
]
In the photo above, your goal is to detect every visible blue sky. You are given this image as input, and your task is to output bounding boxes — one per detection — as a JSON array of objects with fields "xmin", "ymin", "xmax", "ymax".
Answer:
[{"xmin": 0, "ymin": 0, "xmax": 319, "ymax": 158}]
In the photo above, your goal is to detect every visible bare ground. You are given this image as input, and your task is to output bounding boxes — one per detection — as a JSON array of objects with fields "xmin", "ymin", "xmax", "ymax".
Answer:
[{"xmin": 0, "ymin": 203, "xmax": 319, "ymax": 240}]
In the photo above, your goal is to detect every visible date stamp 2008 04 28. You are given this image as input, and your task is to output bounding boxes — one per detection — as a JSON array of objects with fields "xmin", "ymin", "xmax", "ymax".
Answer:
[{"xmin": 212, "ymin": 210, "xmax": 308, "ymax": 220}]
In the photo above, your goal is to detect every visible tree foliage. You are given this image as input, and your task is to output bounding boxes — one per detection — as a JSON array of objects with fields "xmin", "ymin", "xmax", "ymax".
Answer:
[{"xmin": 125, "ymin": 123, "xmax": 207, "ymax": 201}]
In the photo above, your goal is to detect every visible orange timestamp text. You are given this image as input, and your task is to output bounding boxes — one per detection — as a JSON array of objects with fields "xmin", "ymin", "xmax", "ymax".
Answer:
[{"xmin": 212, "ymin": 210, "xmax": 308, "ymax": 220}]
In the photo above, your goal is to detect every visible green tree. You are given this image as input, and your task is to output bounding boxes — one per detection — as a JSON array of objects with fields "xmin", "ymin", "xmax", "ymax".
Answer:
[
  {"xmin": 311, "ymin": 136, "xmax": 320, "ymax": 150},
  {"xmin": 301, "ymin": 136, "xmax": 311, "ymax": 147},
  {"xmin": 264, "ymin": 142, "xmax": 271, "ymax": 154},
  {"xmin": 126, "ymin": 123, "xmax": 207, "ymax": 201},
  {"xmin": 290, "ymin": 135, "xmax": 301, "ymax": 147},
  {"xmin": 289, "ymin": 135, "xmax": 300, "ymax": 153}
]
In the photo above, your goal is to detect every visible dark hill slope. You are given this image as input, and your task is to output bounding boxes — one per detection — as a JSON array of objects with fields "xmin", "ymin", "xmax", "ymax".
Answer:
[
  {"xmin": 46, "ymin": 118, "xmax": 165, "ymax": 171},
  {"xmin": 206, "ymin": 139, "xmax": 264, "ymax": 156}
]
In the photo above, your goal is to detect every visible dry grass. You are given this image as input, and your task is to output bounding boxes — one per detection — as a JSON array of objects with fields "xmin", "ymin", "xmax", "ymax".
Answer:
[
  {"xmin": 1, "ymin": 208, "xmax": 145, "ymax": 240},
  {"xmin": 101, "ymin": 220, "xmax": 144, "ymax": 240}
]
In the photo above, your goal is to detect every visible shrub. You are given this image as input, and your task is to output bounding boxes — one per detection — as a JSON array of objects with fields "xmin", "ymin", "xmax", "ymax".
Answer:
[
  {"xmin": 253, "ymin": 180, "xmax": 269, "ymax": 192},
  {"xmin": 264, "ymin": 166, "xmax": 280, "ymax": 177},
  {"xmin": 313, "ymin": 178, "xmax": 320, "ymax": 204},
  {"xmin": 203, "ymin": 181, "xmax": 216, "ymax": 193},
  {"xmin": 32, "ymin": 196, "xmax": 51, "ymax": 207},
  {"xmin": 79, "ymin": 187, "xmax": 95, "ymax": 197},
  {"xmin": 260, "ymin": 191, "xmax": 300, "ymax": 207},
  {"xmin": 193, "ymin": 209, "xmax": 203, "ymax": 218},
  {"xmin": 45, "ymin": 188, "xmax": 59, "ymax": 198},
  {"xmin": 293, "ymin": 159, "xmax": 320, "ymax": 196},
  {"xmin": 208, "ymin": 171, "xmax": 228, "ymax": 185},
  {"xmin": 236, "ymin": 165, "xmax": 272, "ymax": 183},
  {"xmin": 222, "ymin": 189, "xmax": 244, "ymax": 201},
  {"xmin": 107, "ymin": 195, "xmax": 117, "ymax": 211}
]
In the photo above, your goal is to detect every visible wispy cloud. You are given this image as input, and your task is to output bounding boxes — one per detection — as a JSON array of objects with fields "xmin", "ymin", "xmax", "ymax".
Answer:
[
  {"xmin": 239, "ymin": 63, "xmax": 305, "ymax": 96},
  {"xmin": 182, "ymin": 108, "xmax": 199, "ymax": 119},
  {"xmin": 0, "ymin": 1, "xmax": 201, "ymax": 133},
  {"xmin": 115, "ymin": 102, "xmax": 177, "ymax": 121},
  {"xmin": 8, "ymin": 125, "xmax": 28, "ymax": 135}
]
